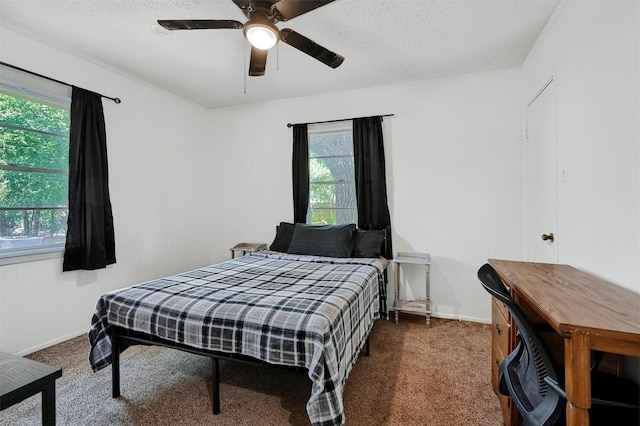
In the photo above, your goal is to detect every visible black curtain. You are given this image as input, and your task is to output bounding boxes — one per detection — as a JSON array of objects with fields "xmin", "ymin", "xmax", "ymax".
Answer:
[
  {"xmin": 292, "ymin": 124, "xmax": 309, "ymax": 223},
  {"xmin": 353, "ymin": 116, "xmax": 392, "ymax": 256},
  {"xmin": 63, "ymin": 87, "xmax": 116, "ymax": 271}
]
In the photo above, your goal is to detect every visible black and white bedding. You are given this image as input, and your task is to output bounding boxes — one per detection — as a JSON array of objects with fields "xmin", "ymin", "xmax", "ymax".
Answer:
[{"xmin": 89, "ymin": 250, "xmax": 387, "ymax": 426}]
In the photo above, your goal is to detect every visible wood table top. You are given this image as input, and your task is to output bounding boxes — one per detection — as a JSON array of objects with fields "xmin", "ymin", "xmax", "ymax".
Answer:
[
  {"xmin": 0, "ymin": 352, "xmax": 62, "ymax": 407},
  {"xmin": 488, "ymin": 259, "xmax": 640, "ymax": 344}
]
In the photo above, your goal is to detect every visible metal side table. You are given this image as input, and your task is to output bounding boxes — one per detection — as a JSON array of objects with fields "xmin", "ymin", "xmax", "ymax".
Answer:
[
  {"xmin": 230, "ymin": 242, "xmax": 267, "ymax": 259},
  {"xmin": 392, "ymin": 252, "xmax": 432, "ymax": 325}
]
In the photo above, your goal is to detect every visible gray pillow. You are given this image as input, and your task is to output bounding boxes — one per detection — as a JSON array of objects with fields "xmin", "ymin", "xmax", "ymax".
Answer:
[
  {"xmin": 287, "ymin": 223, "xmax": 356, "ymax": 258},
  {"xmin": 353, "ymin": 229, "xmax": 385, "ymax": 258},
  {"xmin": 269, "ymin": 222, "xmax": 295, "ymax": 252}
]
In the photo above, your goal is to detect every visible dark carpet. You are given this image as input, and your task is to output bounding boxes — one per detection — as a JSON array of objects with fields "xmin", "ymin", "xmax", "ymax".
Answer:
[{"xmin": 0, "ymin": 316, "xmax": 502, "ymax": 425}]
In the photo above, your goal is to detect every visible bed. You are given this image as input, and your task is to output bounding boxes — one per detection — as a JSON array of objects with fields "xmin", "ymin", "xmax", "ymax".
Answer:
[{"xmin": 88, "ymin": 223, "xmax": 389, "ymax": 426}]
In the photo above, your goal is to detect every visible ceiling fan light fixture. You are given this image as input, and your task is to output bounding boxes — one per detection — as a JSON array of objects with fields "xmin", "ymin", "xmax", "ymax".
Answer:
[{"xmin": 244, "ymin": 20, "xmax": 279, "ymax": 50}]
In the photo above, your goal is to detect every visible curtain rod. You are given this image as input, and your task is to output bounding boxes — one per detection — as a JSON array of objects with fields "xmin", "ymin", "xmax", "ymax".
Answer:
[
  {"xmin": 286, "ymin": 113, "xmax": 394, "ymax": 128},
  {"xmin": 0, "ymin": 61, "xmax": 121, "ymax": 104}
]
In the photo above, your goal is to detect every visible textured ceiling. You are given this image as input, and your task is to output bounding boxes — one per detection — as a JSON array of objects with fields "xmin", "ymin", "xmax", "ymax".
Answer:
[{"xmin": 0, "ymin": 0, "xmax": 560, "ymax": 109}]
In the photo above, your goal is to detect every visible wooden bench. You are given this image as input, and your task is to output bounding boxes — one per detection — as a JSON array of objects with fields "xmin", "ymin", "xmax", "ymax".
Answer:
[{"xmin": 0, "ymin": 352, "xmax": 62, "ymax": 425}]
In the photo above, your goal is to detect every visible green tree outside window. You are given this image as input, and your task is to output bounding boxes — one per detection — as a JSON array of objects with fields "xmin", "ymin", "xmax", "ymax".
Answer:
[{"xmin": 0, "ymin": 92, "xmax": 70, "ymax": 248}]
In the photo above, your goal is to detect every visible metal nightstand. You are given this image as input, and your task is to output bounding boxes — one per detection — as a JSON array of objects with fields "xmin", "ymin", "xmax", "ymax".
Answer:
[
  {"xmin": 392, "ymin": 252, "xmax": 432, "ymax": 325},
  {"xmin": 230, "ymin": 242, "xmax": 267, "ymax": 259}
]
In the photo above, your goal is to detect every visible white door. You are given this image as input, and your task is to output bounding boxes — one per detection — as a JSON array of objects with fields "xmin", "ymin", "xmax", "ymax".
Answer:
[{"xmin": 526, "ymin": 79, "xmax": 558, "ymax": 263}]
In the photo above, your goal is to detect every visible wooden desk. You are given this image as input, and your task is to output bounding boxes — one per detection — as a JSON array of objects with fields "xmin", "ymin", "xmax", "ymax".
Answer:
[{"xmin": 488, "ymin": 259, "xmax": 640, "ymax": 426}]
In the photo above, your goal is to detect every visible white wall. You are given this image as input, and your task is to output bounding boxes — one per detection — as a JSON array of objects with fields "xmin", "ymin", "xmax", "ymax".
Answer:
[
  {"xmin": 522, "ymin": 0, "xmax": 639, "ymax": 292},
  {"xmin": 208, "ymin": 69, "xmax": 524, "ymax": 323},
  {"xmin": 7, "ymin": 0, "xmax": 635, "ymax": 355},
  {"xmin": 0, "ymin": 26, "xmax": 214, "ymax": 355}
]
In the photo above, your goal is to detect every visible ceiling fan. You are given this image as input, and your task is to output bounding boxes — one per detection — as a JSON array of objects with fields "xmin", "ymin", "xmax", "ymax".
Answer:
[{"xmin": 158, "ymin": 0, "xmax": 345, "ymax": 77}]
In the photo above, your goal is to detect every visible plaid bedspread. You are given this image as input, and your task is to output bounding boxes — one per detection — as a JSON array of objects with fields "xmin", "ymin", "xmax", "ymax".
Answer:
[{"xmin": 88, "ymin": 250, "xmax": 386, "ymax": 426}]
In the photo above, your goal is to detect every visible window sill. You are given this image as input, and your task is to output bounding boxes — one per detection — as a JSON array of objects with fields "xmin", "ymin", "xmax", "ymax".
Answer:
[{"xmin": 0, "ymin": 246, "xmax": 64, "ymax": 266}]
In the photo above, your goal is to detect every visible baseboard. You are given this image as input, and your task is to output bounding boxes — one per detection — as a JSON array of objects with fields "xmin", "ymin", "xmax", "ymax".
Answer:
[
  {"xmin": 17, "ymin": 327, "xmax": 88, "ymax": 356},
  {"xmin": 385, "ymin": 311, "xmax": 492, "ymax": 325},
  {"xmin": 432, "ymin": 312, "xmax": 492, "ymax": 325},
  {"xmin": 16, "ymin": 313, "xmax": 492, "ymax": 356}
]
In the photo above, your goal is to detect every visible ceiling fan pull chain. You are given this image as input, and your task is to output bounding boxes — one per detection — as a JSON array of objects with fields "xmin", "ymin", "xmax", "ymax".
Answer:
[{"xmin": 243, "ymin": 43, "xmax": 247, "ymax": 95}]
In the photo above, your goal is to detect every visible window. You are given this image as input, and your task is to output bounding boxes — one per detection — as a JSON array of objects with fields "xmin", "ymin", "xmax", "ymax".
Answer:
[
  {"xmin": 0, "ymin": 66, "xmax": 71, "ymax": 259},
  {"xmin": 307, "ymin": 123, "xmax": 357, "ymax": 225}
]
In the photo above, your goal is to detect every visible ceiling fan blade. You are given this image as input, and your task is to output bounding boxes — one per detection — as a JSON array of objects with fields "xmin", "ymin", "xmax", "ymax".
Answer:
[
  {"xmin": 249, "ymin": 46, "xmax": 268, "ymax": 76},
  {"xmin": 231, "ymin": 0, "xmax": 254, "ymax": 18},
  {"xmin": 274, "ymin": 0, "xmax": 335, "ymax": 21},
  {"xmin": 280, "ymin": 28, "xmax": 344, "ymax": 68},
  {"xmin": 232, "ymin": 0, "xmax": 254, "ymax": 9},
  {"xmin": 157, "ymin": 20, "xmax": 243, "ymax": 30}
]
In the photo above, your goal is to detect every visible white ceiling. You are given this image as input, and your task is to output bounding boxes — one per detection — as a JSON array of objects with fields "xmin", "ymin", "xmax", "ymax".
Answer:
[{"xmin": 0, "ymin": 0, "xmax": 560, "ymax": 109}]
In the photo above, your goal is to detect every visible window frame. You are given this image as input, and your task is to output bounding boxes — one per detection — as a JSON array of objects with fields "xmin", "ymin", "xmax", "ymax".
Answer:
[
  {"xmin": 0, "ymin": 66, "xmax": 71, "ymax": 265},
  {"xmin": 307, "ymin": 122, "xmax": 357, "ymax": 225}
]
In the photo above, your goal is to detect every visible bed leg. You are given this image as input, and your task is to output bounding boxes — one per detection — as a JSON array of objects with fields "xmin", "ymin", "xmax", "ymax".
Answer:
[
  {"xmin": 365, "ymin": 337, "xmax": 370, "ymax": 357},
  {"xmin": 111, "ymin": 334, "xmax": 121, "ymax": 398},
  {"xmin": 212, "ymin": 357, "xmax": 220, "ymax": 415}
]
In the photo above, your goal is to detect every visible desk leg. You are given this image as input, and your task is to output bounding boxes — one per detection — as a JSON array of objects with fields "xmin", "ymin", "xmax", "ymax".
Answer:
[
  {"xmin": 564, "ymin": 332, "xmax": 592, "ymax": 426},
  {"xmin": 42, "ymin": 382, "xmax": 56, "ymax": 426}
]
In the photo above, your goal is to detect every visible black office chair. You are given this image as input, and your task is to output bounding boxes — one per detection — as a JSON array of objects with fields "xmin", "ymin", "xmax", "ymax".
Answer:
[{"xmin": 477, "ymin": 263, "xmax": 640, "ymax": 426}]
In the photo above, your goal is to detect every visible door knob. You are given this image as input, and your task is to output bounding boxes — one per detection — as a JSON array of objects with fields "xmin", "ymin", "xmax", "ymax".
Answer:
[{"xmin": 542, "ymin": 233, "xmax": 554, "ymax": 242}]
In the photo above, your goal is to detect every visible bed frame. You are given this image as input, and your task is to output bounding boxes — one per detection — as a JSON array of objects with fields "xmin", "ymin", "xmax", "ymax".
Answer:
[
  {"xmin": 110, "ymin": 326, "xmax": 370, "ymax": 414},
  {"xmin": 108, "ymin": 224, "xmax": 390, "ymax": 416}
]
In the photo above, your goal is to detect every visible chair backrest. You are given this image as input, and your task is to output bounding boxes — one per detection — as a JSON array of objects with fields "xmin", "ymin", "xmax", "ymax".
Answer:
[{"xmin": 477, "ymin": 263, "xmax": 565, "ymax": 426}]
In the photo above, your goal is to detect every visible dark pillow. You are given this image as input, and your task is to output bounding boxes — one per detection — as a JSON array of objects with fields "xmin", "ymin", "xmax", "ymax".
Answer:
[
  {"xmin": 269, "ymin": 222, "xmax": 295, "ymax": 252},
  {"xmin": 353, "ymin": 229, "xmax": 385, "ymax": 258},
  {"xmin": 287, "ymin": 223, "xmax": 356, "ymax": 258}
]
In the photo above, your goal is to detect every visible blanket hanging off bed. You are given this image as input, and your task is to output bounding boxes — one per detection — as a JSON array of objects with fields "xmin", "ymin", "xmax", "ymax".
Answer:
[{"xmin": 89, "ymin": 251, "xmax": 386, "ymax": 426}]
